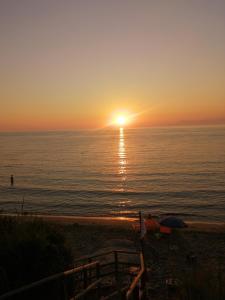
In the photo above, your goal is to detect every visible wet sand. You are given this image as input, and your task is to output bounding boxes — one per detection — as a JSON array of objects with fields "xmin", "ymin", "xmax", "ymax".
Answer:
[{"xmin": 0, "ymin": 213, "xmax": 136, "ymax": 227}]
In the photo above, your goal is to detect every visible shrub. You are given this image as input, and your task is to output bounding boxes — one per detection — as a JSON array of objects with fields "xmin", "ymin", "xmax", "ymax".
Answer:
[{"xmin": 0, "ymin": 216, "xmax": 73, "ymax": 298}]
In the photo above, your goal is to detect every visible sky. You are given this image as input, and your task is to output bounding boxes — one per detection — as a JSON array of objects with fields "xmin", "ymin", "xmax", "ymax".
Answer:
[{"xmin": 0, "ymin": 0, "xmax": 225, "ymax": 130}]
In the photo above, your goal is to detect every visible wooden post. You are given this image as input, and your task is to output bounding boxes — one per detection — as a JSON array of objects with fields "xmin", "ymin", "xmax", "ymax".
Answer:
[
  {"xmin": 83, "ymin": 269, "xmax": 88, "ymax": 289},
  {"xmin": 139, "ymin": 212, "xmax": 146, "ymax": 261},
  {"xmin": 139, "ymin": 212, "xmax": 147, "ymax": 300},
  {"xmin": 83, "ymin": 269, "xmax": 88, "ymax": 300},
  {"xmin": 96, "ymin": 262, "xmax": 101, "ymax": 298},
  {"xmin": 114, "ymin": 251, "xmax": 119, "ymax": 282},
  {"xmin": 88, "ymin": 258, "xmax": 92, "ymax": 282}
]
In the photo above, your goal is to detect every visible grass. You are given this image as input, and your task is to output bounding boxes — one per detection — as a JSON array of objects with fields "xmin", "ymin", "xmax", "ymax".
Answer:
[{"xmin": 0, "ymin": 216, "xmax": 73, "ymax": 297}]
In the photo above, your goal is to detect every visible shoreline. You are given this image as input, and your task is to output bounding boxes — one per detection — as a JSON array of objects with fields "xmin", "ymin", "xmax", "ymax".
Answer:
[
  {"xmin": 0, "ymin": 213, "xmax": 136, "ymax": 227},
  {"xmin": 1, "ymin": 213, "xmax": 225, "ymax": 232}
]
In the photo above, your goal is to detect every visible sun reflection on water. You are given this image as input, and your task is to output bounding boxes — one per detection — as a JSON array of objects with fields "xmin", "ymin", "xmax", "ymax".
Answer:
[
  {"xmin": 113, "ymin": 128, "xmax": 132, "ymax": 216},
  {"xmin": 118, "ymin": 127, "xmax": 126, "ymax": 178}
]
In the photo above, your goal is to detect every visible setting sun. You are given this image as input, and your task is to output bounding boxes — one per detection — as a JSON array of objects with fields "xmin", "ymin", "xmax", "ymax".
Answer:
[
  {"xmin": 116, "ymin": 116, "xmax": 127, "ymax": 126},
  {"xmin": 108, "ymin": 110, "xmax": 135, "ymax": 128}
]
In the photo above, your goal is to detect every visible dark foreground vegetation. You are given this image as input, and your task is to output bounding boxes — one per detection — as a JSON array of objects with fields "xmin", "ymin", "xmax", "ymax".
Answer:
[{"xmin": 0, "ymin": 216, "xmax": 73, "ymax": 298}]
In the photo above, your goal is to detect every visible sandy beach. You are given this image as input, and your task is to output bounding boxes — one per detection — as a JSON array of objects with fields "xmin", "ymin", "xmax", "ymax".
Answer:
[
  {"xmin": 1, "ymin": 213, "xmax": 225, "ymax": 299},
  {"xmin": 2, "ymin": 212, "xmax": 225, "ymax": 231},
  {"xmin": 25, "ymin": 214, "xmax": 225, "ymax": 299}
]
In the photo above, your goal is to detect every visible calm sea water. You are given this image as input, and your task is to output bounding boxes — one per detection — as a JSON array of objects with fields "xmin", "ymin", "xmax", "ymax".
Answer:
[{"xmin": 0, "ymin": 126, "xmax": 225, "ymax": 221}]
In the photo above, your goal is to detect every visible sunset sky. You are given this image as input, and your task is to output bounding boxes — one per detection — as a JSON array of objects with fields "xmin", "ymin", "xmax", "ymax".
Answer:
[{"xmin": 1, "ymin": 0, "xmax": 225, "ymax": 130}]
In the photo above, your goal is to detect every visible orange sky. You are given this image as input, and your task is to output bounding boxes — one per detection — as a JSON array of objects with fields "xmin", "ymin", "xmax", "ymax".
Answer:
[{"xmin": 1, "ymin": 1, "xmax": 225, "ymax": 131}]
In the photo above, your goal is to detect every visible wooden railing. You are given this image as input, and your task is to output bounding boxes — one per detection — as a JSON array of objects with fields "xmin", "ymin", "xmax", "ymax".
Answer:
[
  {"xmin": 0, "ymin": 261, "xmax": 100, "ymax": 300},
  {"xmin": 0, "ymin": 250, "xmax": 145, "ymax": 300},
  {"xmin": 72, "ymin": 278, "xmax": 102, "ymax": 300},
  {"xmin": 126, "ymin": 252, "xmax": 146, "ymax": 300}
]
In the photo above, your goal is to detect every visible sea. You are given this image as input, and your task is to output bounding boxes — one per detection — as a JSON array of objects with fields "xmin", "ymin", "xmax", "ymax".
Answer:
[{"xmin": 0, "ymin": 126, "xmax": 225, "ymax": 222}]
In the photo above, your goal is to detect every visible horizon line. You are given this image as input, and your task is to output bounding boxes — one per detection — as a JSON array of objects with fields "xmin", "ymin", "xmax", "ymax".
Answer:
[{"xmin": 0, "ymin": 123, "xmax": 225, "ymax": 133}]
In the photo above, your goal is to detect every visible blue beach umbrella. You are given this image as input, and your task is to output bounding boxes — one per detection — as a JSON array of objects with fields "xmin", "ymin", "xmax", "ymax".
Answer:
[{"xmin": 160, "ymin": 216, "xmax": 187, "ymax": 228}]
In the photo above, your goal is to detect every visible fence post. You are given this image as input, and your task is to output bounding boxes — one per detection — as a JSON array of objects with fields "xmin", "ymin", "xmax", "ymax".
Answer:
[
  {"xmin": 140, "ymin": 252, "xmax": 147, "ymax": 300},
  {"xmin": 96, "ymin": 262, "xmax": 101, "ymax": 298},
  {"xmin": 83, "ymin": 268, "xmax": 88, "ymax": 300},
  {"xmin": 88, "ymin": 258, "xmax": 92, "ymax": 282},
  {"xmin": 114, "ymin": 251, "xmax": 119, "ymax": 282},
  {"xmin": 83, "ymin": 269, "xmax": 88, "ymax": 289}
]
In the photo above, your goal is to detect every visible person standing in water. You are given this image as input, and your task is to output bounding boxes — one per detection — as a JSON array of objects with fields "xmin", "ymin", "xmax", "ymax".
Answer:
[{"xmin": 10, "ymin": 175, "xmax": 14, "ymax": 187}]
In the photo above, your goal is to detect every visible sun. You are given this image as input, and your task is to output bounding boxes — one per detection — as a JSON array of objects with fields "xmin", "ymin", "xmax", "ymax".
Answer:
[
  {"xmin": 108, "ymin": 110, "xmax": 133, "ymax": 128},
  {"xmin": 116, "ymin": 115, "xmax": 127, "ymax": 126}
]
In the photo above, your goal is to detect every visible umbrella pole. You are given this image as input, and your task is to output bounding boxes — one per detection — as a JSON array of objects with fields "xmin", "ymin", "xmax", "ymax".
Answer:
[
  {"xmin": 139, "ymin": 211, "xmax": 145, "ymax": 253},
  {"xmin": 139, "ymin": 211, "xmax": 147, "ymax": 299}
]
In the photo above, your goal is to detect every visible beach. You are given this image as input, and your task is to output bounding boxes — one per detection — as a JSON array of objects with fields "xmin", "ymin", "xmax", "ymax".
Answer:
[
  {"xmin": 42, "ymin": 214, "xmax": 225, "ymax": 299},
  {"xmin": 1, "ymin": 213, "xmax": 225, "ymax": 299},
  {"xmin": 3, "ymin": 212, "xmax": 225, "ymax": 230}
]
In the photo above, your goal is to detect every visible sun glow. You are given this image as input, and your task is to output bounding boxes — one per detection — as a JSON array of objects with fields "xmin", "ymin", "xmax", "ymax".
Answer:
[
  {"xmin": 108, "ymin": 109, "xmax": 137, "ymax": 128},
  {"xmin": 116, "ymin": 116, "xmax": 127, "ymax": 126}
]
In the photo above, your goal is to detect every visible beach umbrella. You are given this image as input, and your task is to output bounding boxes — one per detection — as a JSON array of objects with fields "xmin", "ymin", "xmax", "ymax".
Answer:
[
  {"xmin": 132, "ymin": 217, "xmax": 159, "ymax": 233},
  {"xmin": 145, "ymin": 218, "xmax": 160, "ymax": 232},
  {"xmin": 159, "ymin": 216, "xmax": 187, "ymax": 228}
]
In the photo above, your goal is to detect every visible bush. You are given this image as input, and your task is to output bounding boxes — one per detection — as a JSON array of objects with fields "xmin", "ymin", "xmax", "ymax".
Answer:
[{"xmin": 0, "ymin": 216, "xmax": 73, "ymax": 297}]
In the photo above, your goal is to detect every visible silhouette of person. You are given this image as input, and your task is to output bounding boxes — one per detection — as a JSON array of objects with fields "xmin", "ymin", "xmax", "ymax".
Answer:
[{"xmin": 10, "ymin": 175, "xmax": 14, "ymax": 187}]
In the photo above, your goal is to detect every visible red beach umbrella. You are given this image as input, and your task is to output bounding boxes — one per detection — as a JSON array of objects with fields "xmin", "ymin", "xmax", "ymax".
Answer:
[{"xmin": 145, "ymin": 218, "xmax": 160, "ymax": 232}]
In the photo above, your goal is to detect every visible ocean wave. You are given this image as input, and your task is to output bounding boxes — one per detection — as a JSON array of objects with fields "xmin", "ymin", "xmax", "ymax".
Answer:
[{"xmin": 1, "ymin": 185, "xmax": 225, "ymax": 199}]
